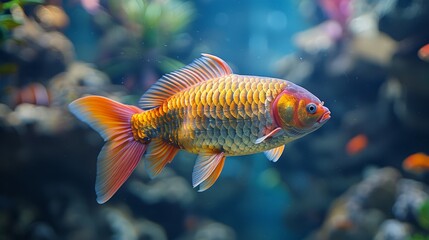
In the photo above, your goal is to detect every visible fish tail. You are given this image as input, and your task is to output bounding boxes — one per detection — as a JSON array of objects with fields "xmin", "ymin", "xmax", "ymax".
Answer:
[{"xmin": 69, "ymin": 96, "xmax": 146, "ymax": 204}]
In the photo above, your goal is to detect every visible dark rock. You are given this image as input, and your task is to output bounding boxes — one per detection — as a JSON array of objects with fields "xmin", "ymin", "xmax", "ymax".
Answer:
[
  {"xmin": 2, "ymin": 16, "xmax": 74, "ymax": 85},
  {"xmin": 307, "ymin": 168, "xmax": 401, "ymax": 240},
  {"xmin": 378, "ymin": 0, "xmax": 429, "ymax": 41}
]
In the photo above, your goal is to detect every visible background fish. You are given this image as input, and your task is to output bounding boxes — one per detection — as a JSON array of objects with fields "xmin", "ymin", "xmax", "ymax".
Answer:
[
  {"xmin": 69, "ymin": 54, "xmax": 331, "ymax": 203},
  {"xmin": 418, "ymin": 43, "xmax": 429, "ymax": 62},
  {"xmin": 403, "ymin": 152, "xmax": 429, "ymax": 174},
  {"xmin": 346, "ymin": 134, "xmax": 368, "ymax": 156}
]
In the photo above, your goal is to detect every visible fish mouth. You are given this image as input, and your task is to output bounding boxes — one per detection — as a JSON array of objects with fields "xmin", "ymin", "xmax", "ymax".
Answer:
[{"xmin": 318, "ymin": 111, "xmax": 331, "ymax": 123}]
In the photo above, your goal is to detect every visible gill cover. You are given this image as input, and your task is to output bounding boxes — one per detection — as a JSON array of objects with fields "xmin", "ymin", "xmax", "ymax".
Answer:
[{"xmin": 272, "ymin": 83, "xmax": 326, "ymax": 135}]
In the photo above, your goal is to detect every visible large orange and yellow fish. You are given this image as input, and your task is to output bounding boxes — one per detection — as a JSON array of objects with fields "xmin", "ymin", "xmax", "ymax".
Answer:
[{"xmin": 69, "ymin": 54, "xmax": 331, "ymax": 203}]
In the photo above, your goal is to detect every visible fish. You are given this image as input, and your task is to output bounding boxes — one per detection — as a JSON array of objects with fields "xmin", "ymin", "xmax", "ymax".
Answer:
[
  {"xmin": 345, "ymin": 134, "xmax": 368, "ymax": 156},
  {"xmin": 69, "ymin": 54, "xmax": 331, "ymax": 203},
  {"xmin": 418, "ymin": 43, "xmax": 429, "ymax": 62},
  {"xmin": 402, "ymin": 152, "xmax": 429, "ymax": 174}
]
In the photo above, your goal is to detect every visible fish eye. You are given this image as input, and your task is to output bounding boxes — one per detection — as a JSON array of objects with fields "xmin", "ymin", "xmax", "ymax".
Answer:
[{"xmin": 306, "ymin": 103, "xmax": 317, "ymax": 114}]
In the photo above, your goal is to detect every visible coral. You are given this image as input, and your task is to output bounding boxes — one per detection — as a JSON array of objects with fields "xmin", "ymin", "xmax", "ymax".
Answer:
[
  {"xmin": 374, "ymin": 220, "xmax": 412, "ymax": 240},
  {"xmin": 127, "ymin": 168, "xmax": 195, "ymax": 206},
  {"xmin": 393, "ymin": 179, "xmax": 429, "ymax": 222},
  {"xmin": 309, "ymin": 168, "xmax": 429, "ymax": 240},
  {"xmin": 1, "ymin": 9, "xmax": 74, "ymax": 85},
  {"xmin": 307, "ymin": 168, "xmax": 400, "ymax": 240},
  {"xmin": 48, "ymin": 62, "xmax": 112, "ymax": 106}
]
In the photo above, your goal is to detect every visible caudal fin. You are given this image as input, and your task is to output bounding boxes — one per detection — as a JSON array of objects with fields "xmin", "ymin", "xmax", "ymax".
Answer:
[{"xmin": 69, "ymin": 96, "xmax": 146, "ymax": 204}]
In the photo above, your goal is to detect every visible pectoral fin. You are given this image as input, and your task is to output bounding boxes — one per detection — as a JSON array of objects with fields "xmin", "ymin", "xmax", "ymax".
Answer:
[
  {"xmin": 192, "ymin": 152, "xmax": 226, "ymax": 192},
  {"xmin": 264, "ymin": 145, "xmax": 285, "ymax": 162},
  {"xmin": 255, "ymin": 127, "xmax": 283, "ymax": 144}
]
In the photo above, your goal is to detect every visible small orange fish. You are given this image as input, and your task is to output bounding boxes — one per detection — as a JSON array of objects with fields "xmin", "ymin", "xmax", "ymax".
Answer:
[
  {"xmin": 69, "ymin": 54, "xmax": 331, "ymax": 203},
  {"xmin": 346, "ymin": 134, "xmax": 368, "ymax": 156},
  {"xmin": 418, "ymin": 43, "xmax": 429, "ymax": 62},
  {"xmin": 403, "ymin": 152, "xmax": 429, "ymax": 173}
]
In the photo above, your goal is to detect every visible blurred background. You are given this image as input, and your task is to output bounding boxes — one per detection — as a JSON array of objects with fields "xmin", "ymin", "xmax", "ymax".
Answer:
[{"xmin": 1, "ymin": 0, "xmax": 429, "ymax": 239}]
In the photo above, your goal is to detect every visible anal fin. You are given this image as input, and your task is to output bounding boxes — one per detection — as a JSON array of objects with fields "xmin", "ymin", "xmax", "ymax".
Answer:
[
  {"xmin": 264, "ymin": 145, "xmax": 285, "ymax": 162},
  {"xmin": 143, "ymin": 138, "xmax": 179, "ymax": 178},
  {"xmin": 192, "ymin": 152, "xmax": 226, "ymax": 192}
]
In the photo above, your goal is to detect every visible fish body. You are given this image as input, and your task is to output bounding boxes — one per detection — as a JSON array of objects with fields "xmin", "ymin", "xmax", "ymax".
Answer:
[
  {"xmin": 132, "ymin": 75, "xmax": 292, "ymax": 156},
  {"xmin": 69, "ymin": 54, "xmax": 331, "ymax": 203}
]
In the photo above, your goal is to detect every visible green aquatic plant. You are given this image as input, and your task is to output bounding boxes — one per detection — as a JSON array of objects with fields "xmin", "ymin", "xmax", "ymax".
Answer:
[
  {"xmin": 418, "ymin": 200, "xmax": 429, "ymax": 230},
  {"xmin": 409, "ymin": 234, "xmax": 429, "ymax": 240},
  {"xmin": 108, "ymin": 0, "xmax": 193, "ymax": 48},
  {"xmin": 409, "ymin": 200, "xmax": 429, "ymax": 240},
  {"xmin": 0, "ymin": 0, "xmax": 44, "ymax": 76},
  {"xmin": 0, "ymin": 0, "xmax": 43, "ymax": 42},
  {"xmin": 95, "ymin": 0, "xmax": 194, "ymax": 87}
]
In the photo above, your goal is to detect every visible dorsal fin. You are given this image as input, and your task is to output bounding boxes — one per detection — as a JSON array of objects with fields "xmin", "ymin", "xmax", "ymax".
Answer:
[{"xmin": 139, "ymin": 54, "xmax": 233, "ymax": 109}]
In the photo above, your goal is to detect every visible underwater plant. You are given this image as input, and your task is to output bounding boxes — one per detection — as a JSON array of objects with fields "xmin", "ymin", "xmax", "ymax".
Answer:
[
  {"xmin": 93, "ymin": 0, "xmax": 194, "ymax": 90},
  {"xmin": 107, "ymin": 0, "xmax": 193, "ymax": 49},
  {"xmin": 409, "ymin": 234, "xmax": 429, "ymax": 240},
  {"xmin": 0, "ymin": 0, "xmax": 44, "ymax": 76},
  {"xmin": 418, "ymin": 200, "xmax": 429, "ymax": 231},
  {"xmin": 0, "ymin": 0, "xmax": 43, "ymax": 43}
]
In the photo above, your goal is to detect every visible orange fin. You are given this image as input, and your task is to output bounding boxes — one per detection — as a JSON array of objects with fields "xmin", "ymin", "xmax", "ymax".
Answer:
[
  {"xmin": 139, "ymin": 54, "xmax": 233, "ymax": 110},
  {"xmin": 69, "ymin": 96, "xmax": 146, "ymax": 204},
  {"xmin": 198, "ymin": 156, "xmax": 225, "ymax": 192},
  {"xmin": 192, "ymin": 152, "xmax": 226, "ymax": 191},
  {"xmin": 255, "ymin": 127, "xmax": 283, "ymax": 144},
  {"xmin": 143, "ymin": 138, "xmax": 179, "ymax": 178},
  {"xmin": 264, "ymin": 145, "xmax": 285, "ymax": 162}
]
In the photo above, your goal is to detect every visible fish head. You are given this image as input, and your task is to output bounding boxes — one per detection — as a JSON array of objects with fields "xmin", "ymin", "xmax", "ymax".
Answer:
[{"xmin": 273, "ymin": 83, "xmax": 331, "ymax": 136}]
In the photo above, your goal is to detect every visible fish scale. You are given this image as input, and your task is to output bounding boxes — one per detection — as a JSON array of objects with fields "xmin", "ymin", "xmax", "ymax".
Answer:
[{"xmin": 131, "ymin": 74, "xmax": 292, "ymax": 155}]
